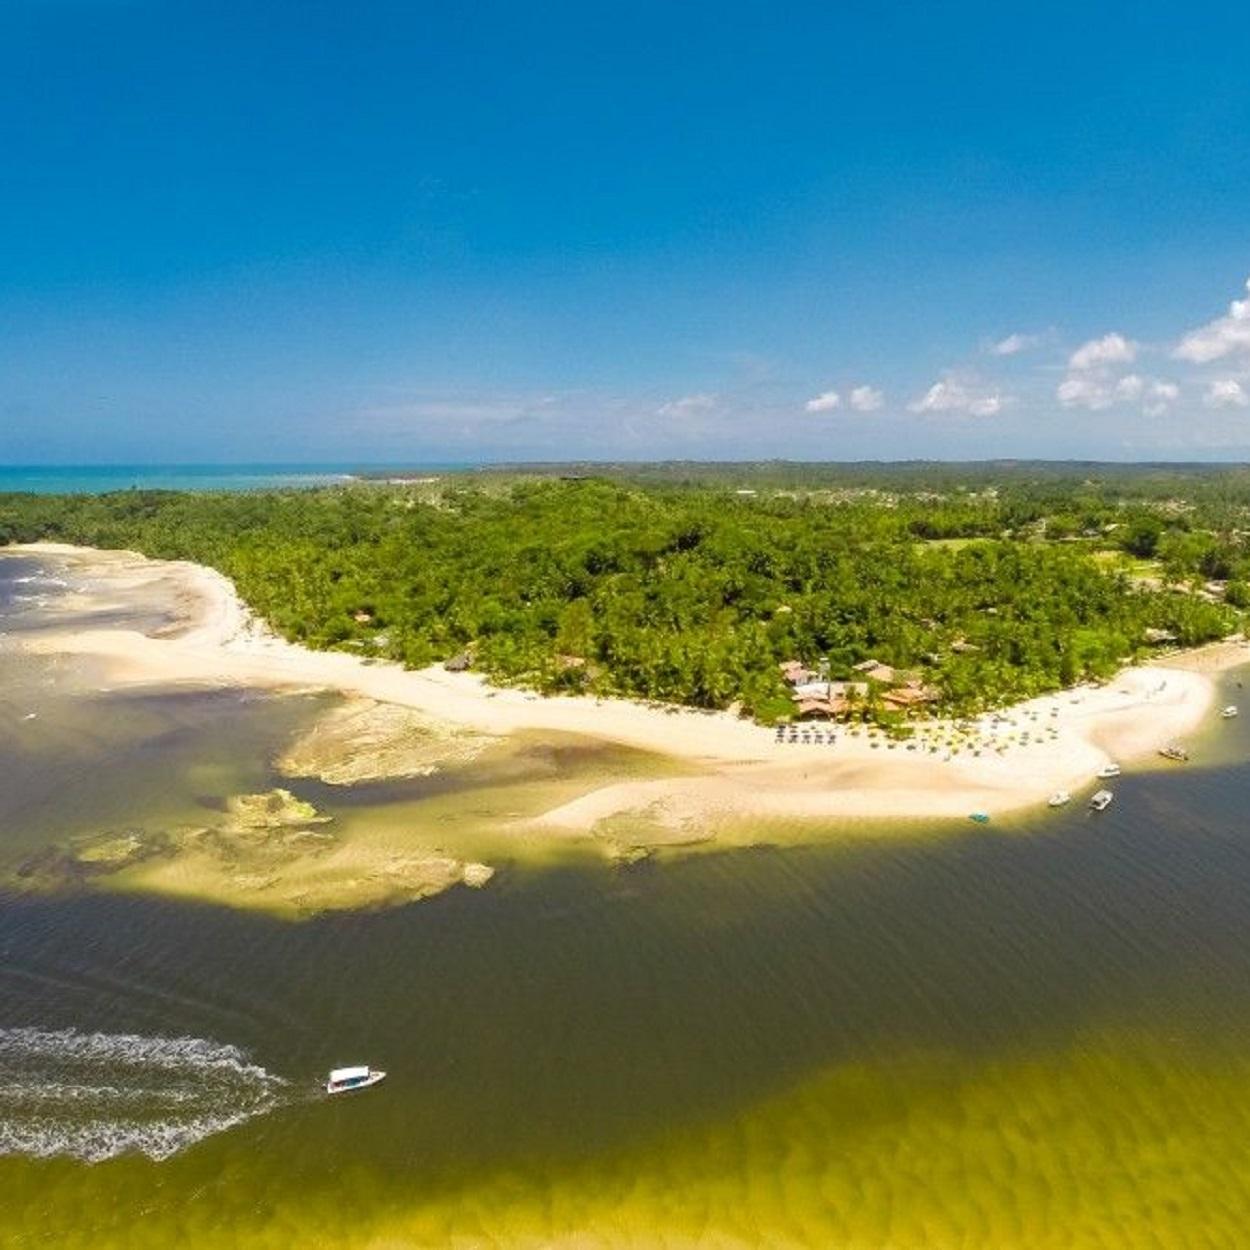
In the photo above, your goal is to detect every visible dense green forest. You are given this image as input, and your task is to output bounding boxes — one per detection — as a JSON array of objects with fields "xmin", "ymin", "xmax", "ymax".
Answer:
[{"xmin": 2, "ymin": 467, "xmax": 1246, "ymax": 723}]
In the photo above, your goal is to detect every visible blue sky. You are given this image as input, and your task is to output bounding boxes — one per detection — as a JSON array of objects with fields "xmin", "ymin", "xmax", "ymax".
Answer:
[{"xmin": 2, "ymin": 1, "xmax": 1250, "ymax": 464}]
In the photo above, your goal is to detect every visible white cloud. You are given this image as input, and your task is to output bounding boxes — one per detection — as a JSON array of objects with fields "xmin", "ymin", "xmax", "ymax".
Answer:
[
  {"xmin": 1056, "ymin": 372, "xmax": 1179, "ymax": 413},
  {"xmin": 1204, "ymin": 378, "xmax": 1250, "ymax": 409},
  {"xmin": 909, "ymin": 375, "xmax": 1008, "ymax": 417},
  {"xmin": 1057, "ymin": 375, "xmax": 1110, "ymax": 409},
  {"xmin": 657, "ymin": 393, "xmax": 717, "ymax": 418},
  {"xmin": 1115, "ymin": 374, "xmax": 1144, "ymax": 401},
  {"xmin": 910, "ymin": 380, "xmax": 964, "ymax": 413},
  {"xmin": 849, "ymin": 385, "xmax": 884, "ymax": 412},
  {"xmin": 807, "ymin": 385, "xmax": 883, "ymax": 413},
  {"xmin": 803, "ymin": 389, "xmax": 841, "ymax": 413},
  {"xmin": 1068, "ymin": 332, "xmax": 1138, "ymax": 370},
  {"xmin": 989, "ymin": 332, "xmax": 1038, "ymax": 357},
  {"xmin": 1143, "ymin": 379, "xmax": 1179, "ymax": 417},
  {"xmin": 1175, "ymin": 278, "xmax": 1250, "ymax": 364},
  {"xmin": 355, "ymin": 395, "xmax": 546, "ymax": 427},
  {"xmin": 969, "ymin": 395, "xmax": 1003, "ymax": 417}
]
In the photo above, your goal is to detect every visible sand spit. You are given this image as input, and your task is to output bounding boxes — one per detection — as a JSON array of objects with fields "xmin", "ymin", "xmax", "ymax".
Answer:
[{"xmin": 5, "ymin": 544, "xmax": 1245, "ymax": 852}]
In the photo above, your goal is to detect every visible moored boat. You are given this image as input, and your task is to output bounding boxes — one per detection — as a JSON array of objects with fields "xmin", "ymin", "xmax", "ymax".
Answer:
[
  {"xmin": 969, "ymin": 811, "xmax": 990, "ymax": 824},
  {"xmin": 1158, "ymin": 743, "xmax": 1189, "ymax": 762},
  {"xmin": 326, "ymin": 1065, "xmax": 386, "ymax": 1095},
  {"xmin": 1048, "ymin": 790, "xmax": 1071, "ymax": 807},
  {"xmin": 1090, "ymin": 789, "xmax": 1114, "ymax": 811},
  {"xmin": 1097, "ymin": 763, "xmax": 1121, "ymax": 779},
  {"xmin": 1222, "ymin": 706, "xmax": 1238, "ymax": 718}
]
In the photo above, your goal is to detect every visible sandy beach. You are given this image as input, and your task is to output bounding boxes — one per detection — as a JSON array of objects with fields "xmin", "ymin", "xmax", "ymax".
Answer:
[{"xmin": 6, "ymin": 543, "xmax": 1247, "ymax": 843}]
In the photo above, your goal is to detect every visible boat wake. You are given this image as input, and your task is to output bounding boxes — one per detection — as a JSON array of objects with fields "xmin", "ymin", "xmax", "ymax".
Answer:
[
  {"xmin": 0, "ymin": 1026, "xmax": 289, "ymax": 1163},
  {"xmin": 12, "ymin": 574, "xmax": 69, "ymax": 589}
]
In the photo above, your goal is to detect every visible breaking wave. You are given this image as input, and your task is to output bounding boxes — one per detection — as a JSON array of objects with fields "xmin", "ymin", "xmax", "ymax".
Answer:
[{"xmin": 0, "ymin": 1026, "xmax": 289, "ymax": 1163}]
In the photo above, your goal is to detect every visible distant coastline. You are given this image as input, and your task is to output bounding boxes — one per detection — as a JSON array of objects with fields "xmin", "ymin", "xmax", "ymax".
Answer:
[
  {"xmin": 0, "ymin": 464, "xmax": 464, "ymax": 495},
  {"xmin": 12, "ymin": 458, "xmax": 1250, "ymax": 498}
]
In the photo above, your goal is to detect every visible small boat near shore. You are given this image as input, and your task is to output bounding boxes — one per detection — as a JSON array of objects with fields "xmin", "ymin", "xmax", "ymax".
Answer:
[
  {"xmin": 1048, "ymin": 790, "xmax": 1072, "ymax": 807},
  {"xmin": 1097, "ymin": 763, "xmax": 1121, "ymax": 779},
  {"xmin": 969, "ymin": 811, "xmax": 990, "ymax": 824},
  {"xmin": 1158, "ymin": 743, "xmax": 1189, "ymax": 762},
  {"xmin": 1222, "ymin": 706, "xmax": 1238, "ymax": 719},
  {"xmin": 326, "ymin": 1066, "xmax": 386, "ymax": 1095},
  {"xmin": 1090, "ymin": 789, "xmax": 1114, "ymax": 811}
]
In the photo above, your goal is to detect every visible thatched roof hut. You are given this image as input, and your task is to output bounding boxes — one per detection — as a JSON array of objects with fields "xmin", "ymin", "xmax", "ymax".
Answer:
[
  {"xmin": 780, "ymin": 660, "xmax": 817, "ymax": 685},
  {"xmin": 881, "ymin": 684, "xmax": 939, "ymax": 709},
  {"xmin": 852, "ymin": 660, "xmax": 896, "ymax": 683}
]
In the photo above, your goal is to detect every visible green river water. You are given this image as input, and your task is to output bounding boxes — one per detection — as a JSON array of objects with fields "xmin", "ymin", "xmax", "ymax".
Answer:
[{"xmin": 3, "ymin": 552, "xmax": 1250, "ymax": 1248}]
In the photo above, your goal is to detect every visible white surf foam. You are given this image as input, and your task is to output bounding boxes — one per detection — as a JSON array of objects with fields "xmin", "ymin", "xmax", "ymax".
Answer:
[
  {"xmin": 0, "ymin": 1026, "xmax": 288, "ymax": 1163},
  {"xmin": 12, "ymin": 575, "xmax": 68, "ymax": 589}
]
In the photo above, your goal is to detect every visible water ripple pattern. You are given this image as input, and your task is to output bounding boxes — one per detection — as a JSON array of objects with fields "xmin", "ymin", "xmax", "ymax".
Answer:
[{"xmin": 0, "ymin": 1026, "xmax": 288, "ymax": 1163}]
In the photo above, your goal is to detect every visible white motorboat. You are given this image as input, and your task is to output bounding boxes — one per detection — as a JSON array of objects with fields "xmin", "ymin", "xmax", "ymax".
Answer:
[
  {"xmin": 1047, "ymin": 790, "xmax": 1071, "ymax": 807},
  {"xmin": 326, "ymin": 1065, "xmax": 386, "ymax": 1095},
  {"xmin": 1096, "ymin": 763, "xmax": 1121, "ymax": 779},
  {"xmin": 1222, "ymin": 706, "xmax": 1238, "ymax": 718},
  {"xmin": 1089, "ymin": 789, "xmax": 1114, "ymax": 812}
]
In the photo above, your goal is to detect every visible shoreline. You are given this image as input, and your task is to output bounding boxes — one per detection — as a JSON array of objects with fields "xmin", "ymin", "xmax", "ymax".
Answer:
[{"xmin": 5, "ymin": 542, "xmax": 1246, "ymax": 837}]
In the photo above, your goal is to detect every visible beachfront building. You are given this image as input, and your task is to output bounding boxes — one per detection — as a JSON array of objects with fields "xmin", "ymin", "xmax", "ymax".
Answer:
[
  {"xmin": 781, "ymin": 657, "xmax": 938, "ymax": 720},
  {"xmin": 793, "ymin": 681, "xmax": 872, "ymax": 719},
  {"xmin": 852, "ymin": 659, "xmax": 897, "ymax": 684},
  {"xmin": 794, "ymin": 696, "xmax": 838, "ymax": 719},
  {"xmin": 780, "ymin": 659, "xmax": 875, "ymax": 718},
  {"xmin": 779, "ymin": 660, "xmax": 817, "ymax": 686},
  {"xmin": 881, "ymin": 681, "xmax": 940, "ymax": 711}
]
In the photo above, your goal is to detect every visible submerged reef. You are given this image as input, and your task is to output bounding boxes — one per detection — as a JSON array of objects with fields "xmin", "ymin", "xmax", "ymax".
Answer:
[{"xmin": 9, "ymin": 788, "xmax": 493, "ymax": 919}]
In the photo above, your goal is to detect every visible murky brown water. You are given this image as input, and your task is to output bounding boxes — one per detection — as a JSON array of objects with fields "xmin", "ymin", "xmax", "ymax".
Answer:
[{"xmin": 5, "ymin": 551, "xmax": 1250, "ymax": 1248}]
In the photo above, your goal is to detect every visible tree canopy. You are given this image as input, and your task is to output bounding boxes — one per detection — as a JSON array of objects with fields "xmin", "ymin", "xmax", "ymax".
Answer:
[{"xmin": 2, "ymin": 469, "xmax": 1241, "ymax": 723}]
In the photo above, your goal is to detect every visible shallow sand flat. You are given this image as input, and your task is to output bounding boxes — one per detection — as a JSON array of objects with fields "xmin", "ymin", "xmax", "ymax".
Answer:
[
  {"xmin": 6, "ymin": 783, "xmax": 498, "ymax": 919},
  {"xmin": 4, "ymin": 543, "xmax": 1238, "ymax": 843},
  {"xmin": 1156, "ymin": 638, "xmax": 1250, "ymax": 673},
  {"xmin": 277, "ymin": 696, "xmax": 499, "ymax": 784},
  {"xmin": 113, "ymin": 829, "xmax": 496, "ymax": 918}
]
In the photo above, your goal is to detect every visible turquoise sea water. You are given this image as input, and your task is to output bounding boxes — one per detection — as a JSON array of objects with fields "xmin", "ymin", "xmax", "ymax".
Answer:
[{"xmin": 0, "ymin": 465, "xmax": 464, "ymax": 494}]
